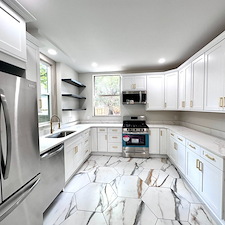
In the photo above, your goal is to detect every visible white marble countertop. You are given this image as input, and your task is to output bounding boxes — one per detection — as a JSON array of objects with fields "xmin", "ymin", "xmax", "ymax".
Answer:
[{"xmin": 39, "ymin": 123, "xmax": 225, "ymax": 158}]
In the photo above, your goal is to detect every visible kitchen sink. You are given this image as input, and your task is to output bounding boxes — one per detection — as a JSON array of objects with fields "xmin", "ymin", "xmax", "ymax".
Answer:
[{"xmin": 46, "ymin": 131, "xmax": 75, "ymax": 138}]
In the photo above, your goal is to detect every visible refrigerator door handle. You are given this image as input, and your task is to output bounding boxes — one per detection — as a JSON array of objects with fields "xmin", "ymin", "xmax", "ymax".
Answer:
[
  {"xmin": 0, "ymin": 89, "xmax": 12, "ymax": 179},
  {"xmin": 0, "ymin": 174, "xmax": 40, "ymax": 222}
]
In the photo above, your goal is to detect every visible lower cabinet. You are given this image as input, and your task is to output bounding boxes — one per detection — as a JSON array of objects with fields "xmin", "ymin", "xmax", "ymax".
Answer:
[
  {"xmin": 149, "ymin": 128, "xmax": 167, "ymax": 154},
  {"xmin": 96, "ymin": 127, "xmax": 122, "ymax": 153},
  {"xmin": 64, "ymin": 129, "xmax": 91, "ymax": 182},
  {"xmin": 186, "ymin": 141, "xmax": 224, "ymax": 219}
]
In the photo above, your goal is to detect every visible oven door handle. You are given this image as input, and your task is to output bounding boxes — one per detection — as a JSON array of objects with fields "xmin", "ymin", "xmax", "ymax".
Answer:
[{"xmin": 123, "ymin": 132, "xmax": 149, "ymax": 135}]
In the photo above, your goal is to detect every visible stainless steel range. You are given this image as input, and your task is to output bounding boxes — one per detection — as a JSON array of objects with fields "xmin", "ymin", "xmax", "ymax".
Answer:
[{"xmin": 122, "ymin": 116, "xmax": 149, "ymax": 158}]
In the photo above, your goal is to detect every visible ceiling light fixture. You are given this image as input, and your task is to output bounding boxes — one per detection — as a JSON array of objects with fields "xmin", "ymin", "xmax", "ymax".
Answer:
[
  {"xmin": 92, "ymin": 62, "xmax": 98, "ymax": 67},
  {"xmin": 48, "ymin": 49, "xmax": 57, "ymax": 55},
  {"xmin": 158, "ymin": 58, "xmax": 166, "ymax": 64}
]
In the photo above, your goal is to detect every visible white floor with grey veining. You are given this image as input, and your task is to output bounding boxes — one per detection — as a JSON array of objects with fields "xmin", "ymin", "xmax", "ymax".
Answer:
[{"xmin": 43, "ymin": 156, "xmax": 217, "ymax": 225}]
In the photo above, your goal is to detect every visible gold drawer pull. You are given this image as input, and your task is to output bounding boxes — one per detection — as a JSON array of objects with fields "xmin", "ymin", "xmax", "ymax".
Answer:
[
  {"xmin": 190, "ymin": 100, "xmax": 193, "ymax": 108},
  {"xmin": 199, "ymin": 161, "xmax": 203, "ymax": 172},
  {"xmin": 219, "ymin": 97, "xmax": 224, "ymax": 107},
  {"xmin": 112, "ymin": 146, "xmax": 118, "ymax": 149},
  {"xmin": 160, "ymin": 130, "xmax": 163, "ymax": 136},
  {"xmin": 178, "ymin": 138, "xmax": 183, "ymax": 142},
  {"xmin": 171, "ymin": 133, "xmax": 174, "ymax": 136},
  {"xmin": 205, "ymin": 154, "xmax": 215, "ymax": 161},
  {"xmin": 189, "ymin": 144, "xmax": 196, "ymax": 150},
  {"xmin": 182, "ymin": 101, "xmax": 185, "ymax": 108},
  {"xmin": 112, "ymin": 136, "xmax": 118, "ymax": 139},
  {"xmin": 112, "ymin": 129, "xmax": 118, "ymax": 131},
  {"xmin": 99, "ymin": 129, "xmax": 106, "ymax": 131},
  {"xmin": 196, "ymin": 159, "xmax": 200, "ymax": 169}
]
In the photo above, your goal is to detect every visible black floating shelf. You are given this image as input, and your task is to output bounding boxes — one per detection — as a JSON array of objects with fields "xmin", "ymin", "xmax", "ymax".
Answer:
[
  {"xmin": 62, "ymin": 108, "xmax": 86, "ymax": 111},
  {"xmin": 62, "ymin": 94, "xmax": 86, "ymax": 99},
  {"xmin": 62, "ymin": 79, "xmax": 86, "ymax": 87}
]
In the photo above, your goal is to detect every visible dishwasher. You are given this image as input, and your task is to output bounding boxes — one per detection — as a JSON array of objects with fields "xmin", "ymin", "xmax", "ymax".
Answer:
[{"xmin": 39, "ymin": 143, "xmax": 65, "ymax": 212}]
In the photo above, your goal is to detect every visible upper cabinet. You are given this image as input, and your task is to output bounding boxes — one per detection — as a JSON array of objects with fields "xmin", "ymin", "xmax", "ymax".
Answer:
[
  {"xmin": 164, "ymin": 72, "xmax": 178, "ymax": 110},
  {"xmin": 0, "ymin": 1, "xmax": 26, "ymax": 62},
  {"xmin": 191, "ymin": 55, "xmax": 205, "ymax": 111},
  {"xmin": 146, "ymin": 74, "xmax": 165, "ymax": 110},
  {"xmin": 204, "ymin": 39, "xmax": 225, "ymax": 111},
  {"xmin": 122, "ymin": 74, "xmax": 146, "ymax": 91}
]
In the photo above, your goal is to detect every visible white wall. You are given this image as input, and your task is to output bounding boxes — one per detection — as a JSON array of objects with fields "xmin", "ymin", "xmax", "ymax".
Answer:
[
  {"xmin": 56, "ymin": 62, "xmax": 80, "ymax": 124},
  {"xmin": 179, "ymin": 111, "xmax": 225, "ymax": 138},
  {"xmin": 79, "ymin": 73, "xmax": 179, "ymax": 124}
]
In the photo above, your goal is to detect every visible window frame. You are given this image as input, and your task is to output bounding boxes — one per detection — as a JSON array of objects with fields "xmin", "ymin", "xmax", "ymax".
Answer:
[
  {"xmin": 38, "ymin": 54, "xmax": 57, "ymax": 125},
  {"xmin": 92, "ymin": 74, "xmax": 121, "ymax": 117}
]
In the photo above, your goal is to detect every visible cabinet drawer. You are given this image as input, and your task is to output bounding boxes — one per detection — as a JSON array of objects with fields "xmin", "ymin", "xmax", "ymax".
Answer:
[
  {"xmin": 108, "ymin": 143, "xmax": 122, "ymax": 152},
  {"xmin": 186, "ymin": 140, "xmax": 201, "ymax": 155},
  {"xmin": 108, "ymin": 134, "xmax": 122, "ymax": 143},
  {"xmin": 176, "ymin": 134, "xmax": 185, "ymax": 145},
  {"xmin": 201, "ymin": 148, "xmax": 224, "ymax": 170},
  {"xmin": 98, "ymin": 128, "xmax": 107, "ymax": 133},
  {"xmin": 82, "ymin": 129, "xmax": 90, "ymax": 139},
  {"xmin": 108, "ymin": 128, "xmax": 122, "ymax": 133}
]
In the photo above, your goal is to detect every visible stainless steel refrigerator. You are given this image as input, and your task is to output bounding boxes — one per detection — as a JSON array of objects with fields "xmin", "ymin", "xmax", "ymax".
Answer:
[{"xmin": 0, "ymin": 71, "xmax": 42, "ymax": 225}]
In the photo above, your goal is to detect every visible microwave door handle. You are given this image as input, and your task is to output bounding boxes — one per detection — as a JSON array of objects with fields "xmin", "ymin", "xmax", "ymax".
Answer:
[{"xmin": 0, "ymin": 89, "xmax": 12, "ymax": 180}]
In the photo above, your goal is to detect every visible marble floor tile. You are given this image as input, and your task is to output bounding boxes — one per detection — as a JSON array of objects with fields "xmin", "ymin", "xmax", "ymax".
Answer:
[
  {"xmin": 43, "ymin": 192, "xmax": 76, "ymax": 225},
  {"xmin": 139, "ymin": 157, "xmax": 168, "ymax": 170},
  {"xmin": 156, "ymin": 219, "xmax": 191, "ymax": 225},
  {"xmin": 138, "ymin": 169, "xmax": 174, "ymax": 188},
  {"xmin": 61, "ymin": 211, "xmax": 107, "ymax": 225},
  {"xmin": 79, "ymin": 159, "xmax": 98, "ymax": 173},
  {"xmin": 75, "ymin": 183, "xmax": 117, "ymax": 212},
  {"xmin": 111, "ymin": 175, "xmax": 148, "ymax": 198},
  {"xmin": 64, "ymin": 172, "xmax": 90, "ymax": 193},
  {"xmin": 142, "ymin": 187, "xmax": 190, "ymax": 221},
  {"xmin": 171, "ymin": 179, "xmax": 201, "ymax": 204},
  {"xmin": 88, "ymin": 166, "xmax": 119, "ymax": 183},
  {"xmin": 103, "ymin": 197, "xmax": 157, "ymax": 225},
  {"xmin": 161, "ymin": 164, "xmax": 181, "ymax": 178},
  {"xmin": 188, "ymin": 204, "xmax": 216, "ymax": 225}
]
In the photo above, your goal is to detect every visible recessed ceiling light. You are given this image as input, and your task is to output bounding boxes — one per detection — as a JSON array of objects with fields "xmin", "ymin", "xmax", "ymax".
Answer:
[
  {"xmin": 158, "ymin": 58, "xmax": 166, "ymax": 64},
  {"xmin": 48, "ymin": 49, "xmax": 57, "ymax": 55},
  {"xmin": 92, "ymin": 62, "xmax": 98, "ymax": 67}
]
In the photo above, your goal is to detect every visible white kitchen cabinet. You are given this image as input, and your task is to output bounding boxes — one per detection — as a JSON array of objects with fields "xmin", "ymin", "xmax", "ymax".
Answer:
[
  {"xmin": 146, "ymin": 75, "xmax": 165, "ymax": 110},
  {"xmin": 204, "ymin": 39, "xmax": 225, "ymax": 111},
  {"xmin": 175, "ymin": 135, "xmax": 186, "ymax": 175},
  {"xmin": 0, "ymin": 1, "xmax": 26, "ymax": 61},
  {"xmin": 82, "ymin": 129, "xmax": 91, "ymax": 159},
  {"xmin": 122, "ymin": 74, "xmax": 146, "ymax": 91},
  {"xmin": 178, "ymin": 64, "xmax": 191, "ymax": 110},
  {"xmin": 164, "ymin": 72, "xmax": 178, "ymax": 110},
  {"xmin": 191, "ymin": 55, "xmax": 205, "ymax": 110},
  {"xmin": 26, "ymin": 33, "xmax": 41, "ymax": 112},
  {"xmin": 97, "ymin": 128, "xmax": 108, "ymax": 152},
  {"xmin": 149, "ymin": 128, "xmax": 160, "ymax": 154},
  {"xmin": 64, "ymin": 134, "xmax": 82, "ymax": 182},
  {"xmin": 169, "ymin": 132, "xmax": 177, "ymax": 163},
  {"xmin": 91, "ymin": 128, "xmax": 98, "ymax": 152},
  {"xmin": 159, "ymin": 129, "xmax": 167, "ymax": 154}
]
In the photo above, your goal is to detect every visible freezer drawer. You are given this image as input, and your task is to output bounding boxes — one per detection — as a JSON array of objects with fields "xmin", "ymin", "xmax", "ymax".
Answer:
[
  {"xmin": 0, "ymin": 174, "xmax": 42, "ymax": 225},
  {"xmin": 39, "ymin": 144, "xmax": 65, "ymax": 212}
]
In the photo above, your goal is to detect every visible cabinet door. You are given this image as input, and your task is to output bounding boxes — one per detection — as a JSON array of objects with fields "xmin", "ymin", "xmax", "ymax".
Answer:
[
  {"xmin": 122, "ymin": 76, "xmax": 133, "ymax": 90},
  {"xmin": 200, "ymin": 158, "xmax": 223, "ymax": 218},
  {"xmin": 91, "ymin": 128, "xmax": 98, "ymax": 152},
  {"xmin": 97, "ymin": 132, "xmax": 108, "ymax": 152},
  {"xmin": 0, "ymin": 1, "xmax": 26, "ymax": 61},
  {"xmin": 165, "ymin": 72, "xmax": 178, "ymax": 110},
  {"xmin": 64, "ymin": 144, "xmax": 76, "ymax": 182},
  {"xmin": 146, "ymin": 75, "xmax": 165, "ymax": 110},
  {"xmin": 159, "ymin": 129, "xmax": 167, "ymax": 154},
  {"xmin": 169, "ymin": 137, "xmax": 177, "ymax": 163},
  {"xmin": 176, "ymin": 142, "xmax": 186, "ymax": 175},
  {"xmin": 204, "ymin": 40, "xmax": 225, "ymax": 111},
  {"xmin": 134, "ymin": 75, "xmax": 146, "ymax": 90},
  {"xmin": 178, "ymin": 68, "xmax": 185, "ymax": 110},
  {"xmin": 149, "ymin": 128, "xmax": 160, "ymax": 154},
  {"xmin": 186, "ymin": 148, "xmax": 201, "ymax": 191},
  {"xmin": 185, "ymin": 65, "xmax": 192, "ymax": 110},
  {"xmin": 26, "ymin": 36, "xmax": 41, "ymax": 112},
  {"xmin": 191, "ymin": 55, "xmax": 205, "ymax": 110}
]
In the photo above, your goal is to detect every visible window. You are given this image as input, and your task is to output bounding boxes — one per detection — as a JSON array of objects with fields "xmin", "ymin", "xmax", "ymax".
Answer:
[
  {"xmin": 38, "ymin": 60, "xmax": 51, "ymax": 123},
  {"xmin": 94, "ymin": 75, "xmax": 121, "ymax": 116}
]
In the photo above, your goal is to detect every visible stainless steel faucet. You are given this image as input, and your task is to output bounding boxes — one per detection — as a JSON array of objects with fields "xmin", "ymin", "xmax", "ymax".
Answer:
[{"xmin": 50, "ymin": 115, "xmax": 61, "ymax": 133}]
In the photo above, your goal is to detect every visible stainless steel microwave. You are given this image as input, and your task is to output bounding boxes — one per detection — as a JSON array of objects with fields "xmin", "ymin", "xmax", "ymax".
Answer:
[{"xmin": 122, "ymin": 91, "xmax": 147, "ymax": 105}]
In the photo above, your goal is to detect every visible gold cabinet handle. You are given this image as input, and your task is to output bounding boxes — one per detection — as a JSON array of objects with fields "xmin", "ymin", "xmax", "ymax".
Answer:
[
  {"xmin": 112, "ymin": 129, "xmax": 118, "ymax": 131},
  {"xmin": 112, "ymin": 146, "xmax": 118, "ymax": 149},
  {"xmin": 99, "ymin": 129, "xmax": 105, "ymax": 131},
  {"xmin": 190, "ymin": 100, "xmax": 193, "ymax": 108},
  {"xmin": 174, "ymin": 142, "xmax": 177, "ymax": 150},
  {"xmin": 182, "ymin": 101, "xmax": 185, "ymax": 108},
  {"xmin": 196, "ymin": 159, "xmax": 200, "ymax": 169},
  {"xmin": 199, "ymin": 161, "xmax": 203, "ymax": 172},
  {"xmin": 112, "ymin": 136, "xmax": 118, "ymax": 139},
  {"xmin": 219, "ymin": 97, "xmax": 224, "ymax": 107},
  {"xmin": 189, "ymin": 144, "xmax": 196, "ymax": 150},
  {"xmin": 178, "ymin": 137, "xmax": 183, "ymax": 142},
  {"xmin": 171, "ymin": 133, "xmax": 174, "ymax": 136},
  {"xmin": 74, "ymin": 146, "xmax": 78, "ymax": 154},
  {"xmin": 160, "ymin": 130, "xmax": 163, "ymax": 136},
  {"xmin": 205, "ymin": 154, "xmax": 215, "ymax": 161}
]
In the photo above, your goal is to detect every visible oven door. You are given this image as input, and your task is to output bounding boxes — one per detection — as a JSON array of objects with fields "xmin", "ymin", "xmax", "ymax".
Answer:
[{"xmin": 122, "ymin": 133, "xmax": 149, "ymax": 148}]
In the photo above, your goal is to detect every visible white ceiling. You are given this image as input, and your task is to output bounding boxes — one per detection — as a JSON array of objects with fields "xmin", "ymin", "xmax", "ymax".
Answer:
[{"xmin": 17, "ymin": 0, "xmax": 225, "ymax": 73}]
